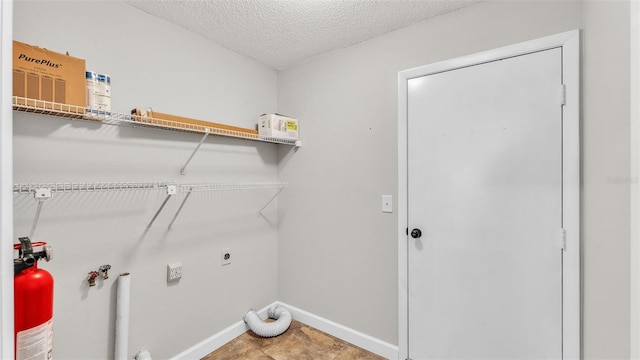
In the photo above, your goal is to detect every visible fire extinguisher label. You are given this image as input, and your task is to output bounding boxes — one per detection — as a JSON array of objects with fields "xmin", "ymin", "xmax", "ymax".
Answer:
[{"xmin": 16, "ymin": 318, "xmax": 53, "ymax": 360}]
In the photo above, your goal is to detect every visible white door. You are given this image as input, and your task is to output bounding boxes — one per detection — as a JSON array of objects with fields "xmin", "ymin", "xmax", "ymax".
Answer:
[{"xmin": 407, "ymin": 48, "xmax": 564, "ymax": 359}]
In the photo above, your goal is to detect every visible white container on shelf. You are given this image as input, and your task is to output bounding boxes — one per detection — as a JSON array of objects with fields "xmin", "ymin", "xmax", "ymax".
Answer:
[
  {"xmin": 85, "ymin": 71, "xmax": 111, "ymax": 120},
  {"xmin": 258, "ymin": 113, "xmax": 299, "ymax": 140}
]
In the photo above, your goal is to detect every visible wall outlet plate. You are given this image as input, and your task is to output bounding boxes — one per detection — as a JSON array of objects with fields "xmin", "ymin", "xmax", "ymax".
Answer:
[
  {"xmin": 382, "ymin": 195, "xmax": 393, "ymax": 213},
  {"xmin": 221, "ymin": 249, "xmax": 231, "ymax": 266},
  {"xmin": 167, "ymin": 262, "xmax": 182, "ymax": 281}
]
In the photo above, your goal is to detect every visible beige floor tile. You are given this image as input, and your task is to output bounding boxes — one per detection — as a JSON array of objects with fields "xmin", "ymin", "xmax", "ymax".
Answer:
[
  {"xmin": 260, "ymin": 327, "xmax": 346, "ymax": 360},
  {"xmin": 202, "ymin": 320, "xmax": 384, "ymax": 360},
  {"xmin": 202, "ymin": 338, "xmax": 274, "ymax": 360},
  {"xmin": 333, "ymin": 345, "xmax": 386, "ymax": 360}
]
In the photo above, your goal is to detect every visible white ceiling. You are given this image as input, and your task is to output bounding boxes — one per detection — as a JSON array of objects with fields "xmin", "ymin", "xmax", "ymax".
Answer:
[{"xmin": 126, "ymin": 0, "xmax": 480, "ymax": 70}]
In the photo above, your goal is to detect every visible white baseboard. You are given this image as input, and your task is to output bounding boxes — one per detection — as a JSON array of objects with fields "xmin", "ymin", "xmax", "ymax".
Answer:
[
  {"xmin": 171, "ymin": 301, "xmax": 399, "ymax": 360},
  {"xmin": 274, "ymin": 302, "xmax": 398, "ymax": 360},
  {"xmin": 169, "ymin": 304, "xmax": 272, "ymax": 360}
]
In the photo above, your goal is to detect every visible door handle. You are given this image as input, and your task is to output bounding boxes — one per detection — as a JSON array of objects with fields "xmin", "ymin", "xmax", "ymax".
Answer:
[{"xmin": 410, "ymin": 228, "xmax": 422, "ymax": 239}]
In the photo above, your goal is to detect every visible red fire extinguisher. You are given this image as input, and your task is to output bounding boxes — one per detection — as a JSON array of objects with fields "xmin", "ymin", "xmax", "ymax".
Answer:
[{"xmin": 14, "ymin": 237, "xmax": 53, "ymax": 360}]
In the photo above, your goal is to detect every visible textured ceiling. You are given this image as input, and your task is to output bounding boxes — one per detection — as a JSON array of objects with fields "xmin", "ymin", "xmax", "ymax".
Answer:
[{"xmin": 126, "ymin": 0, "xmax": 480, "ymax": 70}]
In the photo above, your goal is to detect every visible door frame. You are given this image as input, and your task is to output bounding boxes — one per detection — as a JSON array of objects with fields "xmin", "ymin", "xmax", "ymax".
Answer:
[
  {"xmin": 397, "ymin": 30, "xmax": 580, "ymax": 360},
  {"xmin": 0, "ymin": 1, "xmax": 14, "ymax": 359}
]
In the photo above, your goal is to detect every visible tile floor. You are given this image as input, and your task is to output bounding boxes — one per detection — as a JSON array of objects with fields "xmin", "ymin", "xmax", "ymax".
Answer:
[{"xmin": 202, "ymin": 320, "xmax": 386, "ymax": 360}]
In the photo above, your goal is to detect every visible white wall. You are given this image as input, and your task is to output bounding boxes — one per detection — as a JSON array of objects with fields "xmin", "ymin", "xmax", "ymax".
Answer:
[
  {"xmin": 582, "ymin": 1, "xmax": 631, "ymax": 358},
  {"xmin": 278, "ymin": 0, "xmax": 632, "ymax": 358},
  {"xmin": 0, "ymin": 1, "xmax": 14, "ymax": 359},
  {"xmin": 10, "ymin": 0, "xmax": 635, "ymax": 359},
  {"xmin": 13, "ymin": 1, "xmax": 279, "ymax": 359},
  {"xmin": 631, "ymin": 1, "xmax": 640, "ymax": 356}
]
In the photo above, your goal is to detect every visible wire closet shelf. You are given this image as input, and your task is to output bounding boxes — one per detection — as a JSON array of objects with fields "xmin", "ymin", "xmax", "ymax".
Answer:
[
  {"xmin": 13, "ymin": 181, "xmax": 170, "ymax": 194},
  {"xmin": 12, "ymin": 96, "xmax": 300, "ymax": 146},
  {"xmin": 15, "ymin": 181, "xmax": 288, "ymax": 233},
  {"xmin": 13, "ymin": 181, "xmax": 288, "ymax": 195}
]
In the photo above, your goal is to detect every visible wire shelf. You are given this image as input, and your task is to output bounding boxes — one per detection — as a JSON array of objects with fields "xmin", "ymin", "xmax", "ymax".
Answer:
[
  {"xmin": 15, "ymin": 180, "xmax": 288, "ymax": 231},
  {"xmin": 13, "ymin": 181, "xmax": 172, "ymax": 194},
  {"xmin": 14, "ymin": 181, "xmax": 287, "ymax": 194},
  {"xmin": 179, "ymin": 182, "xmax": 287, "ymax": 193},
  {"xmin": 13, "ymin": 96, "xmax": 300, "ymax": 146}
]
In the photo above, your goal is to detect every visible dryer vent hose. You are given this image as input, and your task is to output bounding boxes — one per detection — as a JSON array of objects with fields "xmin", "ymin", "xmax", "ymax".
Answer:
[{"xmin": 244, "ymin": 305, "xmax": 292, "ymax": 337}]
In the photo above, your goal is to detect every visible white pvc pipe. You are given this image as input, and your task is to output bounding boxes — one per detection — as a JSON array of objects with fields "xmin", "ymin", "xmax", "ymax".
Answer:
[
  {"xmin": 115, "ymin": 273, "xmax": 131, "ymax": 360},
  {"xmin": 244, "ymin": 305, "xmax": 291, "ymax": 338}
]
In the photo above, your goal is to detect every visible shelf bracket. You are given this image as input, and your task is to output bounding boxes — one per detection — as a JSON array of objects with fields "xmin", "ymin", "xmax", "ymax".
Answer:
[
  {"xmin": 258, "ymin": 186, "xmax": 286, "ymax": 216},
  {"xmin": 29, "ymin": 188, "xmax": 52, "ymax": 239},
  {"xmin": 146, "ymin": 185, "xmax": 177, "ymax": 230},
  {"xmin": 181, "ymin": 130, "xmax": 210, "ymax": 175},
  {"xmin": 168, "ymin": 189, "xmax": 193, "ymax": 230}
]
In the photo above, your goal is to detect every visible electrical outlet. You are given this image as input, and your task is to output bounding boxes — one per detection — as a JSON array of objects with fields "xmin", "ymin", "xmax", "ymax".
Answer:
[
  {"xmin": 167, "ymin": 262, "xmax": 182, "ymax": 282},
  {"xmin": 221, "ymin": 249, "xmax": 231, "ymax": 266}
]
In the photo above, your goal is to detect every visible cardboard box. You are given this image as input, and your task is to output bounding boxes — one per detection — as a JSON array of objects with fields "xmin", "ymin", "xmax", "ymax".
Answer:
[
  {"xmin": 131, "ymin": 108, "xmax": 259, "ymax": 135},
  {"xmin": 13, "ymin": 40, "xmax": 86, "ymax": 113},
  {"xmin": 258, "ymin": 114, "xmax": 299, "ymax": 140}
]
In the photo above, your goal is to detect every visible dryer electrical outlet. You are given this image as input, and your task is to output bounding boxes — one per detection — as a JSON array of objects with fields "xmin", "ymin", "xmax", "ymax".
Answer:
[{"xmin": 221, "ymin": 249, "xmax": 231, "ymax": 266}]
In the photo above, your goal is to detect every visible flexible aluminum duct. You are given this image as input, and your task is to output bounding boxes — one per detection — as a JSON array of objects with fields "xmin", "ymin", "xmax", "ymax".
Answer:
[
  {"xmin": 244, "ymin": 305, "xmax": 292, "ymax": 337},
  {"xmin": 134, "ymin": 349, "xmax": 152, "ymax": 360}
]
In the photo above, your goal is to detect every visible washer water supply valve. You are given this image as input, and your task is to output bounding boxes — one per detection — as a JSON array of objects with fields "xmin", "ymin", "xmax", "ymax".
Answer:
[
  {"xmin": 13, "ymin": 237, "xmax": 52, "ymax": 275},
  {"xmin": 87, "ymin": 271, "xmax": 100, "ymax": 287},
  {"xmin": 99, "ymin": 264, "xmax": 111, "ymax": 279}
]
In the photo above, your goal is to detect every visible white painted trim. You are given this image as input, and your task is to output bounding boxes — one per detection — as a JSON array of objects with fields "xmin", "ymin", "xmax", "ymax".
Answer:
[
  {"xmin": 561, "ymin": 29, "xmax": 581, "ymax": 360},
  {"xmin": 0, "ymin": 1, "xmax": 14, "ymax": 360},
  {"xmin": 397, "ymin": 70, "xmax": 409, "ymax": 360},
  {"xmin": 631, "ymin": 1, "xmax": 640, "ymax": 357},
  {"xmin": 169, "ymin": 304, "xmax": 272, "ymax": 360},
  {"xmin": 171, "ymin": 302, "xmax": 399, "ymax": 360},
  {"xmin": 399, "ymin": 30, "xmax": 580, "ymax": 81},
  {"xmin": 397, "ymin": 29, "xmax": 581, "ymax": 360}
]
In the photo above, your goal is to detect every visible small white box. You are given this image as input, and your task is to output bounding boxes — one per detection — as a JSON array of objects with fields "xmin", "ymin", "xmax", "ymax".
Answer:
[{"xmin": 258, "ymin": 113, "xmax": 299, "ymax": 140}]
